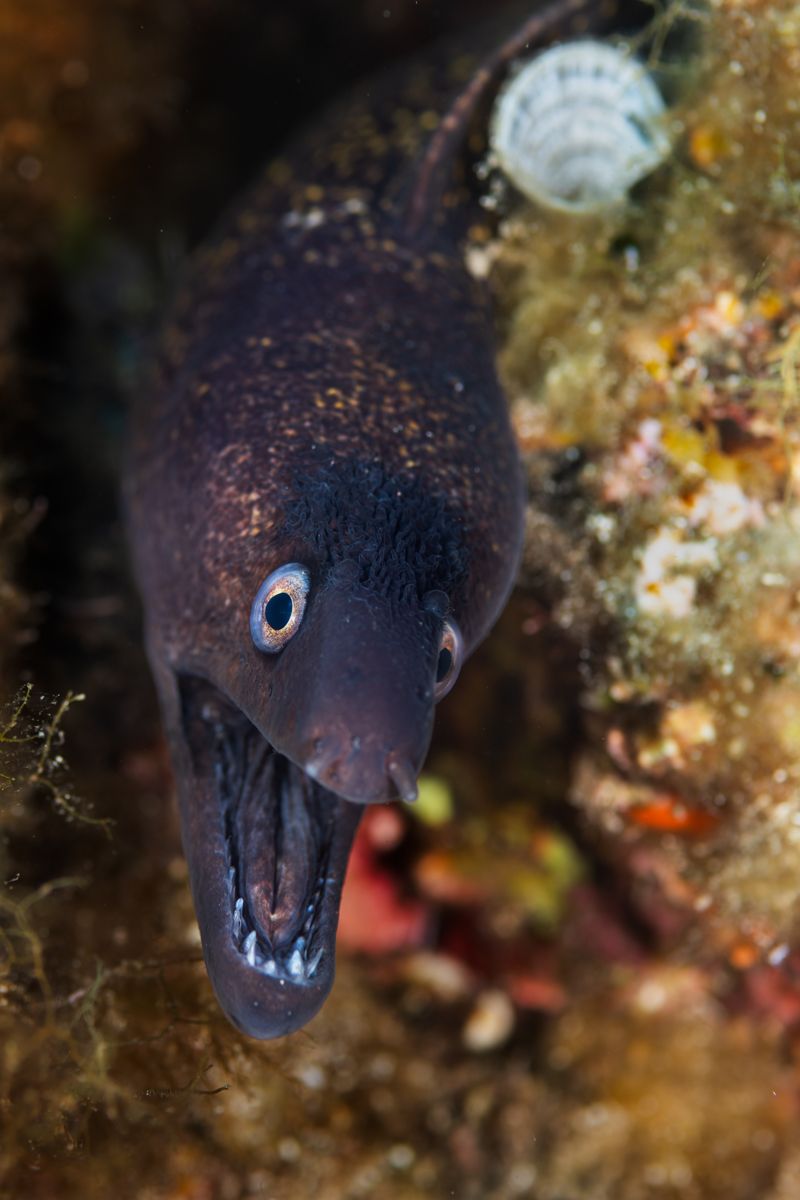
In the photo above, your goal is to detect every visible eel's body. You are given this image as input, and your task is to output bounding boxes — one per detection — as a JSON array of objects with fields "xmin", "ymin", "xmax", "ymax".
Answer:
[{"xmin": 127, "ymin": 0, "xmax": 624, "ymax": 1038}]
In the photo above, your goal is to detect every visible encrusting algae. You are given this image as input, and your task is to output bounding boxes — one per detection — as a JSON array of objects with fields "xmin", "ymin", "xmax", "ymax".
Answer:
[
  {"xmin": 4, "ymin": 0, "xmax": 800, "ymax": 1197},
  {"xmin": 495, "ymin": 0, "xmax": 800, "ymax": 959}
]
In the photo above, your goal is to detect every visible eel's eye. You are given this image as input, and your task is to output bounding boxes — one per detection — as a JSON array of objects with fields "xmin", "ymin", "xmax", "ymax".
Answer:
[
  {"xmin": 434, "ymin": 618, "xmax": 463, "ymax": 701},
  {"xmin": 250, "ymin": 563, "xmax": 310, "ymax": 653}
]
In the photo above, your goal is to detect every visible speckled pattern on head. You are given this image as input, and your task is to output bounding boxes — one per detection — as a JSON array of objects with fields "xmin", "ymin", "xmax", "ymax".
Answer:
[{"xmin": 126, "ymin": 0, "xmax": 630, "ymax": 1038}]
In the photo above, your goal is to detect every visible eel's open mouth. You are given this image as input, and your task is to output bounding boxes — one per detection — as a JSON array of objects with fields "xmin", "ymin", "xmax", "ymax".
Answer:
[
  {"xmin": 177, "ymin": 677, "xmax": 362, "ymax": 1037},
  {"xmin": 217, "ymin": 716, "xmax": 345, "ymax": 984}
]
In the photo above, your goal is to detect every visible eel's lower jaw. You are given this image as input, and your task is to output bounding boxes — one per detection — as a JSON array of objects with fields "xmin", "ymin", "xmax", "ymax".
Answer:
[{"xmin": 177, "ymin": 678, "xmax": 362, "ymax": 1039}]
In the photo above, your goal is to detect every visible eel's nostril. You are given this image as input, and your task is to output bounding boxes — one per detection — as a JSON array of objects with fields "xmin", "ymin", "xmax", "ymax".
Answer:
[
  {"xmin": 304, "ymin": 735, "xmax": 337, "ymax": 782},
  {"xmin": 307, "ymin": 756, "xmax": 341, "ymax": 786},
  {"xmin": 386, "ymin": 753, "xmax": 418, "ymax": 805}
]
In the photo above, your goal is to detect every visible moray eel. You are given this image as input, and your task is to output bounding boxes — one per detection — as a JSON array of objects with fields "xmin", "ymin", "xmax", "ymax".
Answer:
[{"xmin": 127, "ymin": 0, "xmax": 622, "ymax": 1038}]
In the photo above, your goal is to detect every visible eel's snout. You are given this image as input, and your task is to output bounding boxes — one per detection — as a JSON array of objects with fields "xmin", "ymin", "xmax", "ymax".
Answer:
[
  {"xmin": 304, "ymin": 734, "xmax": 420, "ymax": 805},
  {"xmin": 257, "ymin": 579, "xmax": 438, "ymax": 808}
]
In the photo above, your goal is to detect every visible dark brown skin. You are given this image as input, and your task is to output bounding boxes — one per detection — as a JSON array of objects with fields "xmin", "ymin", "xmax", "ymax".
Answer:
[{"xmin": 127, "ymin": 0, "xmax": 625, "ymax": 1039}]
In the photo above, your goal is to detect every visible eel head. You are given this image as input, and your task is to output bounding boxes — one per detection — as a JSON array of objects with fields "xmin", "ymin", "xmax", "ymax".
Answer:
[{"xmin": 167, "ymin": 553, "xmax": 462, "ymax": 1039}]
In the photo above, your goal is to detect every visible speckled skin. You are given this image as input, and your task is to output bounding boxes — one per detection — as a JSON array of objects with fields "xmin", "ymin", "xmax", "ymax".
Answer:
[
  {"xmin": 127, "ymin": 0, "xmax": 618, "ymax": 1038},
  {"xmin": 131, "ymin": 69, "xmax": 522, "ymax": 676}
]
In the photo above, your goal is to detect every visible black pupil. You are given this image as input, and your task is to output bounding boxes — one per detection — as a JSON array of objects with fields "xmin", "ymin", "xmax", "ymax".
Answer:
[
  {"xmin": 265, "ymin": 592, "xmax": 293, "ymax": 631},
  {"xmin": 436, "ymin": 647, "xmax": 453, "ymax": 683}
]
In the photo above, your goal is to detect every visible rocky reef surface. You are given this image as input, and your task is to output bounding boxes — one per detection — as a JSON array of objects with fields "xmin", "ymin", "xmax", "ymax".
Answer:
[{"xmin": 499, "ymin": 0, "xmax": 800, "ymax": 1050}]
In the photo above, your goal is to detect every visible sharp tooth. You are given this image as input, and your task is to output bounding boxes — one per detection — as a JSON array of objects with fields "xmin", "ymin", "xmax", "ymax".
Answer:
[
  {"xmin": 262, "ymin": 959, "xmax": 278, "ymax": 977},
  {"xmin": 288, "ymin": 948, "xmax": 304, "ymax": 978},
  {"xmin": 233, "ymin": 897, "xmax": 244, "ymax": 939},
  {"xmin": 307, "ymin": 948, "xmax": 323, "ymax": 977},
  {"xmin": 244, "ymin": 930, "xmax": 257, "ymax": 965}
]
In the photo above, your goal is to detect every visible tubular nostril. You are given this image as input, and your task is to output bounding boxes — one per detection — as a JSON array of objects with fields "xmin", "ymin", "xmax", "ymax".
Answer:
[
  {"xmin": 386, "ymin": 753, "xmax": 418, "ymax": 805},
  {"xmin": 303, "ymin": 736, "xmax": 418, "ymax": 805},
  {"xmin": 304, "ymin": 735, "xmax": 338, "ymax": 783},
  {"xmin": 307, "ymin": 755, "xmax": 341, "ymax": 786}
]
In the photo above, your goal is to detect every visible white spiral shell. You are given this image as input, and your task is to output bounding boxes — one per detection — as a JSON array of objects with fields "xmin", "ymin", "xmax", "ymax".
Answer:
[{"xmin": 489, "ymin": 40, "xmax": 670, "ymax": 214}]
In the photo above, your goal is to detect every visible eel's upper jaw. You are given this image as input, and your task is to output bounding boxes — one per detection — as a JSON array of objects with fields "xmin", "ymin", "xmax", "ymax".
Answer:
[{"xmin": 176, "ymin": 676, "xmax": 362, "ymax": 1039}]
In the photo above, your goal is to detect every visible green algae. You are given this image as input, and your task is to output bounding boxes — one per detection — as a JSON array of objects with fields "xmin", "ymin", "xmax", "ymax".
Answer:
[{"xmin": 412, "ymin": 774, "xmax": 454, "ymax": 826}]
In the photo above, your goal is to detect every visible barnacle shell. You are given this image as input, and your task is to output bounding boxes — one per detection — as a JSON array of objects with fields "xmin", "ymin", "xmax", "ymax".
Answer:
[{"xmin": 490, "ymin": 40, "xmax": 670, "ymax": 213}]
